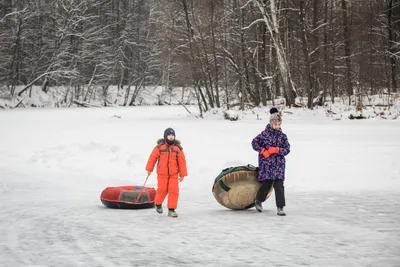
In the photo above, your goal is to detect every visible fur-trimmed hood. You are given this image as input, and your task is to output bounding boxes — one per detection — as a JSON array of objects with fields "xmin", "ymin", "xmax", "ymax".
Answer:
[{"xmin": 156, "ymin": 139, "xmax": 183, "ymax": 150}]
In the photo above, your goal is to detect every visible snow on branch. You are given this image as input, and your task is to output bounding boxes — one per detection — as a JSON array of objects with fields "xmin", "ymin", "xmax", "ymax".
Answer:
[
  {"xmin": 310, "ymin": 22, "xmax": 329, "ymax": 34},
  {"xmin": 309, "ymin": 44, "xmax": 330, "ymax": 57},
  {"xmin": 242, "ymin": 19, "xmax": 265, "ymax": 30},
  {"xmin": 240, "ymin": 0, "xmax": 254, "ymax": 10},
  {"xmin": 0, "ymin": 7, "xmax": 28, "ymax": 22},
  {"xmin": 262, "ymin": 75, "xmax": 274, "ymax": 80},
  {"xmin": 17, "ymin": 70, "xmax": 77, "ymax": 97}
]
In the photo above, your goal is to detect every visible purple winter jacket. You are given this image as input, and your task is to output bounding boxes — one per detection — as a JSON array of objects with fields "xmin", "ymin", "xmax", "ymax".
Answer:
[{"xmin": 251, "ymin": 124, "xmax": 291, "ymax": 181}]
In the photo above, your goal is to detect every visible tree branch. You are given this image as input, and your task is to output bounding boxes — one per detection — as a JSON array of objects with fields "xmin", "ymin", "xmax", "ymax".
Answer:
[{"xmin": 17, "ymin": 70, "xmax": 75, "ymax": 97}]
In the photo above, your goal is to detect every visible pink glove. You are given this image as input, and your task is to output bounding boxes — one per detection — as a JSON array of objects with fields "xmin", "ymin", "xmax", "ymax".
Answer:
[
  {"xmin": 268, "ymin": 146, "xmax": 280, "ymax": 154},
  {"xmin": 260, "ymin": 148, "xmax": 271, "ymax": 159}
]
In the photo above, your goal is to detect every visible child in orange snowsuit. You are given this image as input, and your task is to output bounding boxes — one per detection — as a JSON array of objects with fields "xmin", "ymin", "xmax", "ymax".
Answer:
[{"xmin": 145, "ymin": 128, "xmax": 187, "ymax": 218}]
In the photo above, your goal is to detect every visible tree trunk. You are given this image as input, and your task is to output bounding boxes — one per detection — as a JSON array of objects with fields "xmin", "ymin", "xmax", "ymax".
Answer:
[
  {"xmin": 299, "ymin": 0, "xmax": 314, "ymax": 109},
  {"xmin": 342, "ymin": 0, "xmax": 352, "ymax": 103},
  {"xmin": 260, "ymin": 0, "xmax": 268, "ymax": 105},
  {"xmin": 312, "ymin": 0, "xmax": 320, "ymax": 101},
  {"xmin": 238, "ymin": 1, "xmax": 245, "ymax": 110},
  {"xmin": 253, "ymin": 0, "xmax": 296, "ymax": 106},
  {"xmin": 210, "ymin": 1, "xmax": 221, "ymax": 107},
  {"xmin": 181, "ymin": 0, "xmax": 207, "ymax": 113},
  {"xmin": 330, "ymin": 0, "xmax": 335, "ymax": 103},
  {"xmin": 222, "ymin": 4, "xmax": 230, "ymax": 109},
  {"xmin": 388, "ymin": 0, "xmax": 398, "ymax": 92},
  {"xmin": 10, "ymin": 18, "xmax": 23, "ymax": 97},
  {"xmin": 323, "ymin": 0, "xmax": 328, "ymax": 103}
]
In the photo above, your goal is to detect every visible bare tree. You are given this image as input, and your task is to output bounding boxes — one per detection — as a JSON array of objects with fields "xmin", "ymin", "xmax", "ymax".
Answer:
[
  {"xmin": 387, "ymin": 0, "xmax": 399, "ymax": 92},
  {"xmin": 341, "ymin": 0, "xmax": 352, "ymax": 103},
  {"xmin": 299, "ymin": 0, "xmax": 314, "ymax": 108},
  {"xmin": 1, "ymin": 0, "xmax": 399, "ymax": 109},
  {"xmin": 249, "ymin": 0, "xmax": 297, "ymax": 106}
]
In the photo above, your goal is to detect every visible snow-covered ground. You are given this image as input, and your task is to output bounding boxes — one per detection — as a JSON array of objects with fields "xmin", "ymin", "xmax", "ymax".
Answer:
[{"xmin": 0, "ymin": 106, "xmax": 399, "ymax": 266}]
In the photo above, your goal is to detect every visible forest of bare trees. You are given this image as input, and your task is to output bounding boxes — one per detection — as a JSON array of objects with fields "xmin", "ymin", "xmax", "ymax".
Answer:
[{"xmin": 0, "ymin": 0, "xmax": 399, "ymax": 111}]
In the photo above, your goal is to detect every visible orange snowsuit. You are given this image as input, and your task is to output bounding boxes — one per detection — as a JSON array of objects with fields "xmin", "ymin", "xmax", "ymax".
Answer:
[{"xmin": 146, "ymin": 139, "xmax": 188, "ymax": 209}]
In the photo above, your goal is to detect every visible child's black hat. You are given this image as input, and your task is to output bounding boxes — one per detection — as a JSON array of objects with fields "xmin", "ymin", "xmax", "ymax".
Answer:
[
  {"xmin": 164, "ymin": 127, "xmax": 175, "ymax": 141},
  {"xmin": 269, "ymin": 107, "xmax": 279, "ymax": 114}
]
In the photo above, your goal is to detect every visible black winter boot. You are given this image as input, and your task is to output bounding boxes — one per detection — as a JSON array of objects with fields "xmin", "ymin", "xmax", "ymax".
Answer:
[
  {"xmin": 255, "ymin": 200, "xmax": 263, "ymax": 212},
  {"xmin": 156, "ymin": 205, "xmax": 163, "ymax": 214}
]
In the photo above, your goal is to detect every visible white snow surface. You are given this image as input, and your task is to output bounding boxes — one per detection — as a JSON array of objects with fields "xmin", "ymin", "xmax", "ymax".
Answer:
[{"xmin": 1, "ymin": 106, "xmax": 400, "ymax": 266}]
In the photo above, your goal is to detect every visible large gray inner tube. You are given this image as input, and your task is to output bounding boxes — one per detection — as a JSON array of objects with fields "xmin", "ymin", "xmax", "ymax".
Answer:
[{"xmin": 212, "ymin": 165, "xmax": 273, "ymax": 210}]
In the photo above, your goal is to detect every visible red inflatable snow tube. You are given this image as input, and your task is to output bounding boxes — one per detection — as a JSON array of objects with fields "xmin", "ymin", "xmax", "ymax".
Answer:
[{"xmin": 100, "ymin": 186, "xmax": 156, "ymax": 209}]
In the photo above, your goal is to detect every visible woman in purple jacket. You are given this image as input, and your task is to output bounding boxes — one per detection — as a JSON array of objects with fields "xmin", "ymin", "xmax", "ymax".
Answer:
[{"xmin": 251, "ymin": 112, "xmax": 291, "ymax": 216}]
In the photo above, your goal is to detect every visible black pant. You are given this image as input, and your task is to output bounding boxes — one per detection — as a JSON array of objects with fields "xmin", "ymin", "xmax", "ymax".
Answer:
[{"xmin": 256, "ymin": 180, "xmax": 285, "ymax": 208}]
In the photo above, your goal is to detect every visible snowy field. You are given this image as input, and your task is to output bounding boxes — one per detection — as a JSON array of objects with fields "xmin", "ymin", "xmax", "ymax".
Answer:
[{"xmin": 0, "ymin": 106, "xmax": 399, "ymax": 267}]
